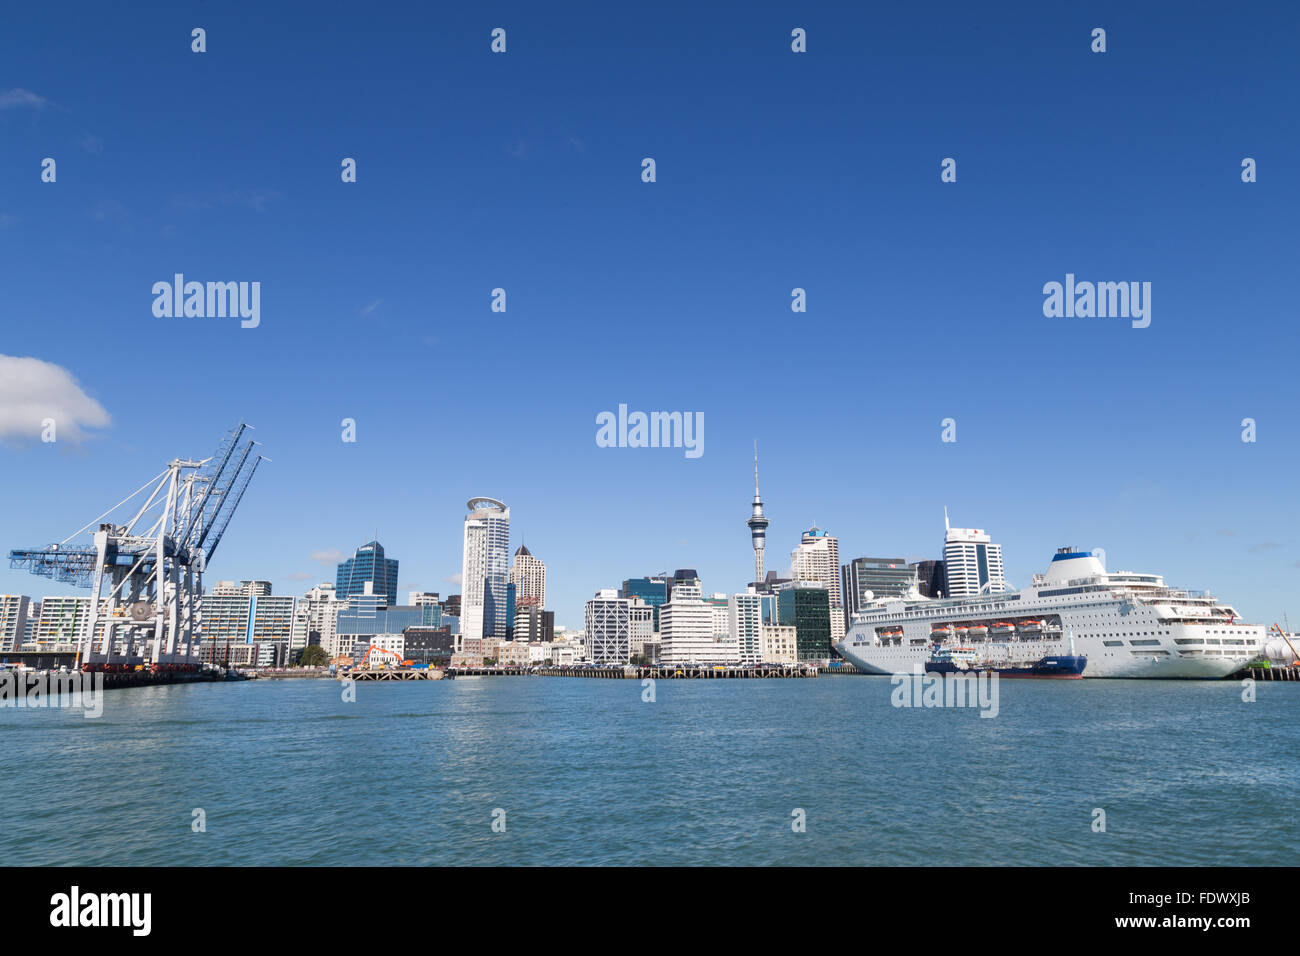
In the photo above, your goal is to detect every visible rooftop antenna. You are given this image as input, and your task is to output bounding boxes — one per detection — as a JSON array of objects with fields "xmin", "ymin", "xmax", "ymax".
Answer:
[{"xmin": 944, "ymin": 506, "xmax": 950, "ymax": 531}]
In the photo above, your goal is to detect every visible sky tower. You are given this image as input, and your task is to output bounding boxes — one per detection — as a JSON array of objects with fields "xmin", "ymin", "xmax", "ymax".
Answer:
[{"xmin": 747, "ymin": 441, "xmax": 770, "ymax": 587}]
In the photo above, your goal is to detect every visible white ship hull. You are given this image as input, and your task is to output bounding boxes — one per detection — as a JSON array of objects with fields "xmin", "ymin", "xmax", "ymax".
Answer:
[
  {"xmin": 835, "ymin": 549, "xmax": 1264, "ymax": 680},
  {"xmin": 836, "ymin": 633, "xmax": 1248, "ymax": 679}
]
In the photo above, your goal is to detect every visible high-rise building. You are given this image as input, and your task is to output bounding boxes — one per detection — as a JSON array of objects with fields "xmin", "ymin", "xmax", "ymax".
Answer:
[
  {"xmin": 620, "ymin": 576, "xmax": 668, "ymax": 630},
  {"xmin": 508, "ymin": 545, "xmax": 546, "ymax": 609},
  {"xmin": 291, "ymin": 582, "xmax": 342, "ymax": 656},
  {"xmin": 23, "ymin": 602, "xmax": 39, "ymax": 648},
  {"xmin": 336, "ymin": 541, "xmax": 399, "ymax": 606},
  {"xmin": 791, "ymin": 527, "xmax": 841, "ymax": 605},
  {"xmin": 706, "ymin": 593, "xmax": 730, "ymax": 640},
  {"xmin": 461, "ymin": 498, "xmax": 510, "ymax": 641},
  {"xmin": 629, "ymin": 599, "xmax": 655, "ymax": 660},
  {"xmin": 841, "ymin": 557, "xmax": 918, "ymax": 626},
  {"xmin": 514, "ymin": 604, "xmax": 555, "ymax": 645},
  {"xmin": 942, "ymin": 511, "xmax": 1005, "ymax": 597},
  {"xmin": 660, "ymin": 581, "xmax": 739, "ymax": 664},
  {"xmin": 505, "ymin": 582, "xmax": 516, "ymax": 640},
  {"xmin": 777, "ymin": 582, "xmax": 831, "ymax": 662},
  {"xmin": 791, "ymin": 526, "xmax": 843, "ymax": 644},
  {"xmin": 0, "ymin": 595, "xmax": 31, "ymax": 653},
  {"xmin": 746, "ymin": 442, "xmax": 770, "ymax": 587},
  {"xmin": 585, "ymin": 589, "xmax": 631, "ymax": 665},
  {"xmin": 909, "ymin": 560, "xmax": 947, "ymax": 598},
  {"xmin": 728, "ymin": 589, "xmax": 763, "ymax": 663}
]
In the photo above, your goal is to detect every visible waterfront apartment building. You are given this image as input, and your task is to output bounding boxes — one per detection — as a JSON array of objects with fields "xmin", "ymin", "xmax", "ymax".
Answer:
[
  {"xmin": 585, "ymin": 589, "xmax": 631, "ymax": 665},
  {"xmin": 660, "ymin": 582, "xmax": 740, "ymax": 665},
  {"xmin": 461, "ymin": 498, "xmax": 511, "ymax": 642},
  {"xmin": 29, "ymin": 596, "xmax": 179, "ymax": 653},
  {"xmin": 199, "ymin": 581, "xmax": 295, "ymax": 652},
  {"xmin": 728, "ymin": 589, "xmax": 763, "ymax": 664},
  {"xmin": 22, "ymin": 603, "xmax": 39, "ymax": 648},
  {"xmin": 336, "ymin": 540, "xmax": 399, "ymax": 606},
  {"xmin": 777, "ymin": 582, "xmax": 831, "ymax": 662},
  {"xmin": 508, "ymin": 546, "xmax": 546, "ymax": 608},
  {"xmin": 0, "ymin": 595, "xmax": 31, "ymax": 653},
  {"xmin": 942, "ymin": 515, "xmax": 1005, "ymax": 597},
  {"xmin": 841, "ymin": 558, "xmax": 918, "ymax": 627},
  {"xmin": 32, "ymin": 596, "xmax": 97, "ymax": 648}
]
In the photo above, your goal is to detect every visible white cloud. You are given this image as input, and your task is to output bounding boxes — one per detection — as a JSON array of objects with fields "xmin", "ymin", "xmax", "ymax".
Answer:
[
  {"xmin": 310, "ymin": 549, "xmax": 343, "ymax": 564},
  {"xmin": 361, "ymin": 299, "xmax": 383, "ymax": 315},
  {"xmin": 286, "ymin": 571, "xmax": 314, "ymax": 582},
  {"xmin": 443, "ymin": 573, "xmax": 462, "ymax": 586},
  {"xmin": 0, "ymin": 88, "xmax": 46, "ymax": 110},
  {"xmin": 0, "ymin": 355, "xmax": 110, "ymax": 443}
]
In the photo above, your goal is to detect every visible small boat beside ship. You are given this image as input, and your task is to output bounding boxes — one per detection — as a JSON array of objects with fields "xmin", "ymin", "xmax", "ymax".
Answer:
[{"xmin": 926, "ymin": 642, "xmax": 1087, "ymax": 679}]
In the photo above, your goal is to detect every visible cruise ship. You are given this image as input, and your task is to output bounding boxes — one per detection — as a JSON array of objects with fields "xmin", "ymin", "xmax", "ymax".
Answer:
[{"xmin": 835, "ymin": 548, "xmax": 1264, "ymax": 679}]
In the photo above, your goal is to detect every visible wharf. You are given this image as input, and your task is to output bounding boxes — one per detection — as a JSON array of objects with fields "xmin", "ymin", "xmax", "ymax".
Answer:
[
  {"xmin": 444, "ymin": 664, "xmax": 818, "ymax": 679},
  {"xmin": 1241, "ymin": 665, "xmax": 1300, "ymax": 682},
  {"xmin": 341, "ymin": 665, "xmax": 823, "ymax": 681},
  {"xmin": 341, "ymin": 668, "xmax": 446, "ymax": 681}
]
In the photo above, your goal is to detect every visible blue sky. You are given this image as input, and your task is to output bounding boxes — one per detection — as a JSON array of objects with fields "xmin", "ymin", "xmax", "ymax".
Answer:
[{"xmin": 1, "ymin": 1, "xmax": 1297, "ymax": 630}]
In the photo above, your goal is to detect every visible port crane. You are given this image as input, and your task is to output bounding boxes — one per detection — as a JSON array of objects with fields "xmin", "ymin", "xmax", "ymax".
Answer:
[{"xmin": 8, "ymin": 424, "xmax": 265, "ymax": 671}]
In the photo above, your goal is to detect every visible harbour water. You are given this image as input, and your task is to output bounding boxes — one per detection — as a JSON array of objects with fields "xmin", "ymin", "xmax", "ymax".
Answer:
[{"xmin": 3, "ymin": 677, "xmax": 1298, "ymax": 866}]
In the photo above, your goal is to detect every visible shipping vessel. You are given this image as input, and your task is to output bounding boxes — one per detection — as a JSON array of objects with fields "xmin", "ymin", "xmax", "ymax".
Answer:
[{"xmin": 836, "ymin": 547, "xmax": 1264, "ymax": 679}]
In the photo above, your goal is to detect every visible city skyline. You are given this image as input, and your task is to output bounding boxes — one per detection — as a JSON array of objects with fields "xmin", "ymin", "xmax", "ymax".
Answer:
[
  {"xmin": 3, "ymin": 445, "xmax": 1294, "ymax": 636},
  {"xmin": 1, "ymin": 3, "xmax": 1296, "ymax": 631}
]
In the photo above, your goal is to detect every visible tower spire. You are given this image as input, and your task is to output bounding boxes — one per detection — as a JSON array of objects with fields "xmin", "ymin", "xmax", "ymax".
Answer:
[{"xmin": 747, "ymin": 441, "xmax": 770, "ymax": 588}]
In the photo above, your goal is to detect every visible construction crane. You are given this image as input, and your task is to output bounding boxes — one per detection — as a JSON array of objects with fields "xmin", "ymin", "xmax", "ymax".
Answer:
[
  {"xmin": 8, "ymin": 423, "xmax": 266, "ymax": 671},
  {"xmin": 358, "ymin": 644, "xmax": 408, "ymax": 669}
]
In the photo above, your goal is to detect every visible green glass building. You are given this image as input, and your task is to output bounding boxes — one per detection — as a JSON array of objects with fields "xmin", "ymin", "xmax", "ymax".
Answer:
[{"xmin": 778, "ymin": 585, "xmax": 831, "ymax": 661}]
